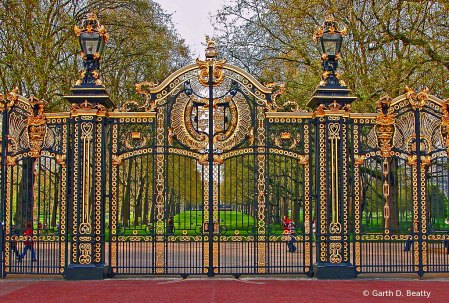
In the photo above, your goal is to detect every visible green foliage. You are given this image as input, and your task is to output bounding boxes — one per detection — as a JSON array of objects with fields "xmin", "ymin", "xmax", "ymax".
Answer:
[
  {"xmin": 213, "ymin": 0, "xmax": 449, "ymax": 112},
  {"xmin": 0, "ymin": 0, "xmax": 191, "ymax": 111}
]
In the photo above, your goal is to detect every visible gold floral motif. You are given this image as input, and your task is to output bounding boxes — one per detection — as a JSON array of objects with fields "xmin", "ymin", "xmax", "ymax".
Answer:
[
  {"xmin": 5, "ymin": 87, "xmax": 19, "ymax": 110},
  {"xmin": 354, "ymin": 155, "xmax": 364, "ymax": 166},
  {"xmin": 56, "ymin": 154, "xmax": 66, "ymax": 167},
  {"xmin": 6, "ymin": 155, "xmax": 17, "ymax": 167},
  {"xmin": 298, "ymin": 154, "xmax": 309, "ymax": 166},
  {"xmin": 406, "ymin": 154, "xmax": 418, "ymax": 167},
  {"xmin": 421, "ymin": 155, "xmax": 431, "ymax": 167},
  {"xmin": 198, "ymin": 154, "xmax": 208, "ymax": 165},
  {"xmin": 213, "ymin": 154, "xmax": 223, "ymax": 165}
]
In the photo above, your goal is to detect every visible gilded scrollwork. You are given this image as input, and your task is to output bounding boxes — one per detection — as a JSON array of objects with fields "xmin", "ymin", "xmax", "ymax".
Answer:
[
  {"xmin": 329, "ymin": 242, "xmax": 343, "ymax": 263},
  {"xmin": 441, "ymin": 103, "xmax": 449, "ymax": 156},
  {"xmin": 375, "ymin": 96, "xmax": 395, "ymax": 158},
  {"xmin": 196, "ymin": 38, "xmax": 226, "ymax": 87},
  {"xmin": 265, "ymin": 82, "xmax": 286, "ymax": 112},
  {"xmin": 405, "ymin": 86, "xmax": 430, "ymax": 110}
]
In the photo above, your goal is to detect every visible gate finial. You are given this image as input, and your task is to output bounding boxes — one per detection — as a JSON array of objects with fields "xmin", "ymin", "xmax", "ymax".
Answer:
[{"xmin": 205, "ymin": 36, "xmax": 218, "ymax": 59}]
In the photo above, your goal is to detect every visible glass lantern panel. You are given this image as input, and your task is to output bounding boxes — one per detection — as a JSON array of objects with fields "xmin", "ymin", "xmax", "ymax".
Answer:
[
  {"xmin": 323, "ymin": 40, "xmax": 338, "ymax": 56},
  {"xmin": 80, "ymin": 33, "xmax": 100, "ymax": 56}
]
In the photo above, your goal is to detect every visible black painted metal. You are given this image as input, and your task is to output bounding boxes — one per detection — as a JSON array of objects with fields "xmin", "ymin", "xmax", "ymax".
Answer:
[{"xmin": 2, "ymin": 68, "xmax": 449, "ymax": 280}]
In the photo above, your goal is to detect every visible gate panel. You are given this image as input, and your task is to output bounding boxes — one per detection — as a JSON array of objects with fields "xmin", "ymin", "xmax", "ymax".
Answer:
[
  {"xmin": 265, "ymin": 115, "xmax": 313, "ymax": 274},
  {"xmin": 421, "ymin": 99, "xmax": 449, "ymax": 273},
  {"xmin": 352, "ymin": 93, "xmax": 449, "ymax": 277},
  {"xmin": 2, "ymin": 95, "xmax": 68, "ymax": 275},
  {"xmin": 353, "ymin": 101, "xmax": 420, "ymax": 275}
]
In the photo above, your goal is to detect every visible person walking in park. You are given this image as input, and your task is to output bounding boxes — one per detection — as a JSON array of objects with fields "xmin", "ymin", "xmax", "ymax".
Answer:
[
  {"xmin": 312, "ymin": 219, "xmax": 316, "ymax": 247},
  {"xmin": 444, "ymin": 218, "xmax": 449, "ymax": 254},
  {"xmin": 283, "ymin": 215, "xmax": 296, "ymax": 252},
  {"xmin": 404, "ymin": 220, "xmax": 418, "ymax": 252},
  {"xmin": 167, "ymin": 216, "xmax": 174, "ymax": 235},
  {"xmin": 10, "ymin": 226, "xmax": 21, "ymax": 261},
  {"xmin": 19, "ymin": 222, "xmax": 36, "ymax": 262}
]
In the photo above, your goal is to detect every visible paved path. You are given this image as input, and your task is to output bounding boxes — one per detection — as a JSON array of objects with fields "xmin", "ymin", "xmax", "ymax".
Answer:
[{"xmin": 0, "ymin": 277, "xmax": 448, "ymax": 303}]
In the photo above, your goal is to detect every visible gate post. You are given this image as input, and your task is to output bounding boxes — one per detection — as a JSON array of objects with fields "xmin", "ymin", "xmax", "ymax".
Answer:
[
  {"xmin": 63, "ymin": 85, "xmax": 112, "ymax": 280},
  {"xmin": 308, "ymin": 84, "xmax": 356, "ymax": 279},
  {"xmin": 308, "ymin": 15, "xmax": 357, "ymax": 279},
  {"xmin": 63, "ymin": 13, "xmax": 113, "ymax": 280}
]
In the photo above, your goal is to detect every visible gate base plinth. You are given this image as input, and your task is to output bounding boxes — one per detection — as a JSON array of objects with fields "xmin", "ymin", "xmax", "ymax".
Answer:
[
  {"xmin": 64, "ymin": 264, "xmax": 108, "ymax": 280},
  {"xmin": 313, "ymin": 262, "xmax": 356, "ymax": 279}
]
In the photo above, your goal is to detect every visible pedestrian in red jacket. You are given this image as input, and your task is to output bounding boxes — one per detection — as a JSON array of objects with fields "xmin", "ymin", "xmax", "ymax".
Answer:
[{"xmin": 19, "ymin": 222, "xmax": 36, "ymax": 262}]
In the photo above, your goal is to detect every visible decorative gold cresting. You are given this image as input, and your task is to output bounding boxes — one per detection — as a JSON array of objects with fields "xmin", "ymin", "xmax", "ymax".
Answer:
[
  {"xmin": 27, "ymin": 97, "xmax": 48, "ymax": 158},
  {"xmin": 441, "ymin": 100, "xmax": 449, "ymax": 157},
  {"xmin": 375, "ymin": 94, "xmax": 394, "ymax": 232},
  {"xmin": 405, "ymin": 86, "xmax": 430, "ymax": 110},
  {"xmin": 265, "ymin": 82, "xmax": 286, "ymax": 112},
  {"xmin": 196, "ymin": 37, "xmax": 226, "ymax": 86}
]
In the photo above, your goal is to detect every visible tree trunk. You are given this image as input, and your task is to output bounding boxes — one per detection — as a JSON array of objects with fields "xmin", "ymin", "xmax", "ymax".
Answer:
[
  {"xmin": 51, "ymin": 170, "xmax": 60, "ymax": 228},
  {"xmin": 121, "ymin": 159, "xmax": 132, "ymax": 227},
  {"xmin": 15, "ymin": 158, "xmax": 35, "ymax": 229}
]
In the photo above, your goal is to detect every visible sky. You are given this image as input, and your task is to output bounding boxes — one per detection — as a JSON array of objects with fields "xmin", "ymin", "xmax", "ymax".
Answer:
[{"xmin": 155, "ymin": 0, "xmax": 232, "ymax": 58}]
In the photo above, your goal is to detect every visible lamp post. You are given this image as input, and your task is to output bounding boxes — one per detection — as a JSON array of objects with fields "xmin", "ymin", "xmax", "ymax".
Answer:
[
  {"xmin": 308, "ymin": 15, "xmax": 357, "ymax": 279},
  {"xmin": 313, "ymin": 15, "xmax": 346, "ymax": 87},
  {"xmin": 65, "ymin": 13, "xmax": 113, "ymax": 109},
  {"xmin": 307, "ymin": 15, "xmax": 355, "ymax": 110},
  {"xmin": 75, "ymin": 12, "xmax": 108, "ymax": 85},
  {"xmin": 64, "ymin": 13, "xmax": 111, "ymax": 280}
]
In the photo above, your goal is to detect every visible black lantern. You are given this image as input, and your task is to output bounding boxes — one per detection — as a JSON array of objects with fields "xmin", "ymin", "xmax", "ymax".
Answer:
[
  {"xmin": 65, "ymin": 12, "xmax": 113, "ymax": 109},
  {"xmin": 313, "ymin": 15, "xmax": 347, "ymax": 86},
  {"xmin": 319, "ymin": 33, "xmax": 342, "ymax": 58},
  {"xmin": 79, "ymin": 31, "xmax": 104, "ymax": 58},
  {"xmin": 74, "ymin": 13, "xmax": 109, "ymax": 84}
]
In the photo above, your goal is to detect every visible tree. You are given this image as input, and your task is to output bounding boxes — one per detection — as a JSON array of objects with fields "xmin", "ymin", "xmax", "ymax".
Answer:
[
  {"xmin": 213, "ymin": 0, "xmax": 449, "ymax": 112},
  {"xmin": 0, "ymin": 0, "xmax": 192, "ymax": 111}
]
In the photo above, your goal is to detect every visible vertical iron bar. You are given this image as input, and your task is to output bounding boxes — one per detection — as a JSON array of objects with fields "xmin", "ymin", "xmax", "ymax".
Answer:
[
  {"xmin": 415, "ymin": 108, "xmax": 423, "ymax": 278},
  {"xmin": 208, "ymin": 64, "xmax": 214, "ymax": 276}
]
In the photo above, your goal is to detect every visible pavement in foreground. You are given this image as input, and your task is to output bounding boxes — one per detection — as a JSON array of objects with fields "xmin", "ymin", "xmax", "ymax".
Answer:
[{"xmin": 0, "ymin": 275, "xmax": 448, "ymax": 303}]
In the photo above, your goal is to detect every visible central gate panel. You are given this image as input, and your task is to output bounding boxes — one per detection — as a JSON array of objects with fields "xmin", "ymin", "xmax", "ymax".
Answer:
[{"xmin": 107, "ymin": 42, "xmax": 313, "ymax": 276}]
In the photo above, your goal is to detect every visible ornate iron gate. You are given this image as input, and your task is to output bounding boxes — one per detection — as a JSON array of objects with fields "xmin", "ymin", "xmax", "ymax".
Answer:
[
  {"xmin": 0, "ymin": 92, "xmax": 68, "ymax": 276},
  {"xmin": 1, "ymin": 40, "xmax": 449, "ymax": 279},
  {"xmin": 106, "ymin": 40, "xmax": 313, "ymax": 276},
  {"xmin": 352, "ymin": 91, "xmax": 449, "ymax": 277}
]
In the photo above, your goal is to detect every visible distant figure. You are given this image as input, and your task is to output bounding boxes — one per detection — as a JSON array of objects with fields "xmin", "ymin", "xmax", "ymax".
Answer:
[
  {"xmin": 445, "ymin": 218, "xmax": 449, "ymax": 254},
  {"xmin": 19, "ymin": 222, "xmax": 36, "ymax": 262},
  {"xmin": 10, "ymin": 226, "xmax": 21, "ymax": 261},
  {"xmin": 167, "ymin": 216, "xmax": 174, "ymax": 234},
  {"xmin": 312, "ymin": 219, "xmax": 316, "ymax": 247},
  {"xmin": 404, "ymin": 220, "xmax": 418, "ymax": 252},
  {"xmin": 283, "ymin": 215, "xmax": 296, "ymax": 252}
]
